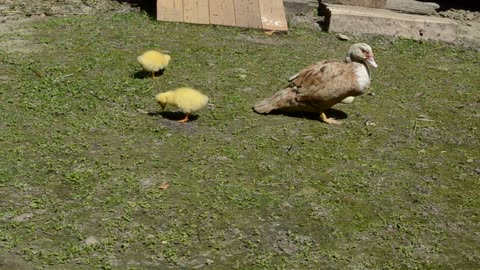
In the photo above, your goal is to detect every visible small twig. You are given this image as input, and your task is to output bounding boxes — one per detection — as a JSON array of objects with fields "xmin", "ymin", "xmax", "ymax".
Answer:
[
  {"xmin": 142, "ymin": 85, "xmax": 154, "ymax": 94},
  {"xmin": 276, "ymin": 242, "xmax": 289, "ymax": 255},
  {"xmin": 27, "ymin": 67, "xmax": 44, "ymax": 78},
  {"xmin": 270, "ymin": 136, "xmax": 280, "ymax": 142},
  {"xmin": 195, "ymin": 225, "xmax": 202, "ymax": 246},
  {"xmin": 59, "ymin": 73, "xmax": 74, "ymax": 79},
  {"xmin": 415, "ymin": 118, "xmax": 435, "ymax": 122},
  {"xmin": 37, "ymin": 229, "xmax": 54, "ymax": 236},
  {"xmin": 31, "ymin": 69, "xmax": 44, "ymax": 78}
]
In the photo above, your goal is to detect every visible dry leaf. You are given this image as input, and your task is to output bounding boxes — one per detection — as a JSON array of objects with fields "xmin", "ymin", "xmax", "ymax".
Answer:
[
  {"xmin": 136, "ymin": 108, "xmax": 149, "ymax": 114},
  {"xmin": 159, "ymin": 181, "xmax": 170, "ymax": 190},
  {"xmin": 337, "ymin": 33, "xmax": 350, "ymax": 40}
]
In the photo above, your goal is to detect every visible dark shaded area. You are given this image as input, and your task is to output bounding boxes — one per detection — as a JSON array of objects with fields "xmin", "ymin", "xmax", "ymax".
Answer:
[
  {"xmin": 317, "ymin": 4, "xmax": 330, "ymax": 32},
  {"xmin": 115, "ymin": 0, "xmax": 156, "ymax": 18},
  {"xmin": 148, "ymin": 111, "xmax": 200, "ymax": 122},
  {"xmin": 255, "ymin": 108, "xmax": 348, "ymax": 122},
  {"xmin": 418, "ymin": 0, "xmax": 480, "ymax": 12},
  {"xmin": 133, "ymin": 69, "xmax": 165, "ymax": 79}
]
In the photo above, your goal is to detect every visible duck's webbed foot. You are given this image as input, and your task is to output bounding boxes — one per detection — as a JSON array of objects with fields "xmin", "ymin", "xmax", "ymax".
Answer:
[{"xmin": 320, "ymin": 112, "xmax": 342, "ymax": 125}]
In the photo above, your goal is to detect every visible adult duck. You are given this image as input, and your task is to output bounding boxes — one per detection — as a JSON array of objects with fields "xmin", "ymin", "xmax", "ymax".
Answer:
[{"xmin": 253, "ymin": 43, "xmax": 378, "ymax": 124}]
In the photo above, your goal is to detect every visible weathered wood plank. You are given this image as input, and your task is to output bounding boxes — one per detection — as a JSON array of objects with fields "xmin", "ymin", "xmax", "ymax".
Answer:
[
  {"xmin": 157, "ymin": 0, "xmax": 183, "ymax": 22},
  {"xmin": 234, "ymin": 0, "xmax": 262, "ymax": 28},
  {"xmin": 209, "ymin": 0, "xmax": 236, "ymax": 26},
  {"xmin": 259, "ymin": 0, "xmax": 288, "ymax": 31},
  {"xmin": 184, "ymin": 0, "xmax": 210, "ymax": 24},
  {"xmin": 156, "ymin": 0, "xmax": 288, "ymax": 32}
]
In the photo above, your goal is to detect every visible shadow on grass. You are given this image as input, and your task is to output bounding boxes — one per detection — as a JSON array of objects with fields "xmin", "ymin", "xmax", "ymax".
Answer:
[
  {"xmin": 148, "ymin": 111, "xmax": 199, "ymax": 122},
  {"xmin": 133, "ymin": 69, "xmax": 165, "ymax": 79},
  {"xmin": 255, "ymin": 108, "xmax": 348, "ymax": 122}
]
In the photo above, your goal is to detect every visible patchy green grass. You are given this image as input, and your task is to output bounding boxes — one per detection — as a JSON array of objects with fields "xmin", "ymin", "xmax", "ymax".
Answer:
[{"xmin": 0, "ymin": 10, "xmax": 479, "ymax": 269}]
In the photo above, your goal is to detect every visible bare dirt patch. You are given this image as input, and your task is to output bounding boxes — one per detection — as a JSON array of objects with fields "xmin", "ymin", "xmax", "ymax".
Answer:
[
  {"xmin": 0, "ymin": 0, "xmax": 138, "ymax": 22},
  {"xmin": 437, "ymin": 9, "xmax": 480, "ymax": 49},
  {"xmin": 0, "ymin": 1, "xmax": 140, "ymax": 58}
]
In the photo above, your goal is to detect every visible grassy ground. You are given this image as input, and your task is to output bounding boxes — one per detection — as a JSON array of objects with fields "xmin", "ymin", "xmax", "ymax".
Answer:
[{"xmin": 0, "ymin": 9, "xmax": 479, "ymax": 270}]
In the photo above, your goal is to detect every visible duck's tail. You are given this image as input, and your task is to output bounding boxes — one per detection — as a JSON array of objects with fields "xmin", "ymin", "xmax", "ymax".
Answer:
[{"xmin": 253, "ymin": 87, "xmax": 297, "ymax": 114}]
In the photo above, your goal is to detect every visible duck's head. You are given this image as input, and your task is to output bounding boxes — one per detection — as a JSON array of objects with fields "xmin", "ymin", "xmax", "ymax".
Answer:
[
  {"xmin": 346, "ymin": 43, "xmax": 378, "ymax": 68},
  {"xmin": 155, "ymin": 92, "xmax": 168, "ymax": 109}
]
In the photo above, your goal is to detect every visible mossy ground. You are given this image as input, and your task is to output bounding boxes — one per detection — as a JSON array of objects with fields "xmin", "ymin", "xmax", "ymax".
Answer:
[{"xmin": 0, "ymin": 9, "xmax": 479, "ymax": 270}]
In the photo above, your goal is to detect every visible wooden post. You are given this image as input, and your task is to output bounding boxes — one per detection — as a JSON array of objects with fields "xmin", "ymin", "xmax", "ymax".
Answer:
[
  {"xmin": 156, "ymin": 0, "xmax": 288, "ymax": 31},
  {"xmin": 157, "ymin": 0, "xmax": 183, "ymax": 22},
  {"xmin": 234, "ymin": 0, "xmax": 262, "ymax": 29},
  {"xmin": 259, "ymin": 0, "xmax": 288, "ymax": 31},
  {"xmin": 184, "ymin": 0, "xmax": 210, "ymax": 24},
  {"xmin": 209, "ymin": 0, "xmax": 236, "ymax": 26}
]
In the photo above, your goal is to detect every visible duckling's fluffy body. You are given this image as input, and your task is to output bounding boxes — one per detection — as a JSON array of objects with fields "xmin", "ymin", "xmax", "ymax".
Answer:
[
  {"xmin": 156, "ymin": 88, "xmax": 209, "ymax": 122},
  {"xmin": 137, "ymin": 50, "xmax": 170, "ymax": 74}
]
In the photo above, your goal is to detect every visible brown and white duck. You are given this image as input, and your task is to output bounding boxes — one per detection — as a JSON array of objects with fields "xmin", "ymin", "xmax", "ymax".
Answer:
[{"xmin": 253, "ymin": 43, "xmax": 378, "ymax": 125}]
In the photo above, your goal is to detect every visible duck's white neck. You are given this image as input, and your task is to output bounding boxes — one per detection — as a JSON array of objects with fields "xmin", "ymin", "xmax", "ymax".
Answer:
[
  {"xmin": 346, "ymin": 56, "xmax": 371, "ymax": 78},
  {"xmin": 353, "ymin": 62, "xmax": 371, "ymax": 91},
  {"xmin": 362, "ymin": 61, "xmax": 371, "ymax": 78}
]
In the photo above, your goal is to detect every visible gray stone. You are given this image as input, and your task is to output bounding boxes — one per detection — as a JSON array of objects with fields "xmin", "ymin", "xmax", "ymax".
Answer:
[
  {"xmin": 386, "ymin": 0, "xmax": 440, "ymax": 16},
  {"xmin": 323, "ymin": 4, "xmax": 457, "ymax": 42},
  {"xmin": 321, "ymin": 0, "xmax": 386, "ymax": 8},
  {"xmin": 337, "ymin": 33, "xmax": 351, "ymax": 40},
  {"xmin": 283, "ymin": 0, "xmax": 319, "ymax": 15}
]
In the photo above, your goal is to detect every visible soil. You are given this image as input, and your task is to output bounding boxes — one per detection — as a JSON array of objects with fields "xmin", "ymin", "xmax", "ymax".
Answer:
[{"xmin": 437, "ymin": 9, "xmax": 480, "ymax": 49}]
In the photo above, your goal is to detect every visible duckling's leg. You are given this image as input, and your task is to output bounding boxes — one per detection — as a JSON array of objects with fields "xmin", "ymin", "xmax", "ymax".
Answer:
[
  {"xmin": 151, "ymin": 72, "xmax": 155, "ymax": 79},
  {"xmin": 178, "ymin": 113, "xmax": 190, "ymax": 123},
  {"xmin": 320, "ymin": 112, "xmax": 342, "ymax": 125}
]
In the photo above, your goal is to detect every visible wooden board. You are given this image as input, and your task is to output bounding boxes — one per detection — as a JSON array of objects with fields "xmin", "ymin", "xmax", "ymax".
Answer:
[
  {"xmin": 184, "ymin": 0, "xmax": 210, "ymax": 24},
  {"xmin": 157, "ymin": 0, "xmax": 183, "ymax": 22},
  {"xmin": 209, "ymin": 0, "xmax": 236, "ymax": 26},
  {"xmin": 259, "ymin": 0, "xmax": 288, "ymax": 31},
  {"xmin": 156, "ymin": 0, "xmax": 288, "ymax": 31},
  {"xmin": 234, "ymin": 0, "xmax": 262, "ymax": 29}
]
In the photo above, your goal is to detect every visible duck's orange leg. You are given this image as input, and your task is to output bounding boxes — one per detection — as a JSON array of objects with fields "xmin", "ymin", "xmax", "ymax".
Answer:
[{"xmin": 178, "ymin": 113, "xmax": 190, "ymax": 123}]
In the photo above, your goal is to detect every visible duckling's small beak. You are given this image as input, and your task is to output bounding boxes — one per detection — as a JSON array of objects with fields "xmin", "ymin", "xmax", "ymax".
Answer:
[
  {"xmin": 366, "ymin": 56, "xmax": 378, "ymax": 68},
  {"xmin": 157, "ymin": 102, "xmax": 165, "ymax": 110}
]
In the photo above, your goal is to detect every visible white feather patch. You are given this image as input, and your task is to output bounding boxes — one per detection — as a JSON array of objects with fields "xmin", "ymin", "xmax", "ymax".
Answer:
[
  {"xmin": 354, "ymin": 63, "xmax": 370, "ymax": 91},
  {"xmin": 340, "ymin": 96, "xmax": 355, "ymax": 104}
]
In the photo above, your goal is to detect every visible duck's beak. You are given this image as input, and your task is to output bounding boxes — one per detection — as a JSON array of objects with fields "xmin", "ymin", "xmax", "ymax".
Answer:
[{"xmin": 366, "ymin": 56, "xmax": 378, "ymax": 68}]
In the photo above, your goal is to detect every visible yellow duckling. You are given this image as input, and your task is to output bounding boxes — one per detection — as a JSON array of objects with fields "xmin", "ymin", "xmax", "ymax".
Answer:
[
  {"xmin": 155, "ymin": 87, "xmax": 209, "ymax": 123},
  {"xmin": 137, "ymin": 50, "xmax": 171, "ymax": 79}
]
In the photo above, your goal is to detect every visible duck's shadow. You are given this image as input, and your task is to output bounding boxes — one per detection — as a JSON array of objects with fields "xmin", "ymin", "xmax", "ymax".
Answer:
[
  {"xmin": 133, "ymin": 69, "xmax": 165, "ymax": 79},
  {"xmin": 148, "ymin": 111, "xmax": 199, "ymax": 122},
  {"xmin": 264, "ymin": 108, "xmax": 348, "ymax": 121}
]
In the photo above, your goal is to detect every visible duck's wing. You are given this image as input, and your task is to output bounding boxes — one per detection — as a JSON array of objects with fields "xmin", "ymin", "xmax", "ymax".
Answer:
[
  {"xmin": 290, "ymin": 60, "xmax": 357, "ymax": 106},
  {"xmin": 288, "ymin": 60, "xmax": 334, "ymax": 82},
  {"xmin": 253, "ymin": 60, "xmax": 356, "ymax": 114}
]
